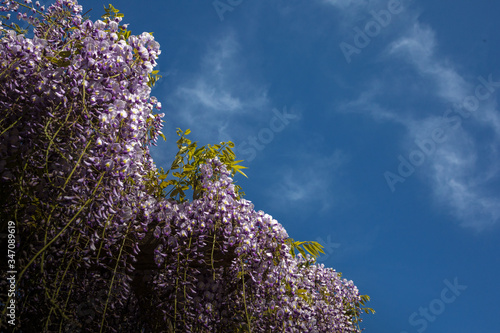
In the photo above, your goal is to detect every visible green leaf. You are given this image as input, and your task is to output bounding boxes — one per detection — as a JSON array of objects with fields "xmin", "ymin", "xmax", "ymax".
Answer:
[
  {"xmin": 303, "ymin": 243, "xmax": 319, "ymax": 257},
  {"xmin": 226, "ymin": 146, "xmax": 236, "ymax": 158},
  {"xmin": 164, "ymin": 180, "xmax": 177, "ymax": 186},
  {"xmin": 311, "ymin": 241, "xmax": 326, "ymax": 254},
  {"xmin": 193, "ymin": 147, "xmax": 204, "ymax": 157},
  {"xmin": 180, "ymin": 170, "xmax": 191, "ymax": 177},
  {"xmin": 58, "ymin": 51, "xmax": 71, "ymax": 58},
  {"xmin": 46, "ymin": 56, "xmax": 59, "ymax": 65},
  {"xmin": 235, "ymin": 168, "xmax": 248, "ymax": 178},
  {"xmin": 232, "ymin": 164, "xmax": 248, "ymax": 171},
  {"xmin": 172, "ymin": 156, "xmax": 183, "ymax": 166}
]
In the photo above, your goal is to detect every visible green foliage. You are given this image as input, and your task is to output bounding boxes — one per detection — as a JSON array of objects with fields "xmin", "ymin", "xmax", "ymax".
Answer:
[
  {"xmin": 0, "ymin": 19, "xmax": 28, "ymax": 35},
  {"xmin": 45, "ymin": 50, "xmax": 72, "ymax": 67},
  {"xmin": 145, "ymin": 128, "xmax": 248, "ymax": 203},
  {"xmin": 101, "ymin": 4, "xmax": 132, "ymax": 41},
  {"xmin": 283, "ymin": 238, "xmax": 374, "ymax": 322},
  {"xmin": 346, "ymin": 294, "xmax": 376, "ymax": 330},
  {"xmin": 285, "ymin": 238, "xmax": 325, "ymax": 262},
  {"xmin": 101, "ymin": 4, "xmax": 124, "ymax": 20},
  {"xmin": 296, "ymin": 288, "xmax": 314, "ymax": 306},
  {"xmin": 147, "ymin": 70, "xmax": 162, "ymax": 88}
]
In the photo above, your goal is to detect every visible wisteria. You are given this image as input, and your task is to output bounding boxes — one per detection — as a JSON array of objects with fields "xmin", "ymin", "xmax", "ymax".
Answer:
[
  {"xmin": 144, "ymin": 159, "xmax": 365, "ymax": 332},
  {"xmin": 0, "ymin": 1, "xmax": 369, "ymax": 332}
]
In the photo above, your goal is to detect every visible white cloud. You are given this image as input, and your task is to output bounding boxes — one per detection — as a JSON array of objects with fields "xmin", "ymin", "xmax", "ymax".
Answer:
[
  {"xmin": 270, "ymin": 149, "xmax": 349, "ymax": 212},
  {"xmin": 322, "ymin": 0, "xmax": 355, "ymax": 8},
  {"xmin": 342, "ymin": 21, "xmax": 500, "ymax": 230},
  {"xmin": 165, "ymin": 30, "xmax": 271, "ymax": 143},
  {"xmin": 339, "ymin": 81, "xmax": 411, "ymax": 125},
  {"xmin": 176, "ymin": 81, "xmax": 242, "ymax": 112},
  {"xmin": 387, "ymin": 24, "xmax": 469, "ymax": 103},
  {"xmin": 388, "ymin": 23, "xmax": 500, "ymax": 230},
  {"xmin": 321, "ymin": 0, "xmax": 384, "ymax": 10},
  {"xmin": 320, "ymin": 0, "xmax": 411, "ymax": 30},
  {"xmin": 429, "ymin": 133, "xmax": 500, "ymax": 230}
]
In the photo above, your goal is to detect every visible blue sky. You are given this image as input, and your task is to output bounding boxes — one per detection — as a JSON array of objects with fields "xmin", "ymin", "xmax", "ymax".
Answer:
[{"xmin": 77, "ymin": 0, "xmax": 500, "ymax": 331}]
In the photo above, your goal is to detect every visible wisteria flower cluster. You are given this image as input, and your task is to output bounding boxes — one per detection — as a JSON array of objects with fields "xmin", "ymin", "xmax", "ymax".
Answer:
[
  {"xmin": 0, "ymin": 0, "xmax": 164, "ymax": 331},
  {"xmin": 0, "ymin": 1, "xmax": 368, "ymax": 332},
  {"xmin": 144, "ymin": 159, "xmax": 364, "ymax": 332}
]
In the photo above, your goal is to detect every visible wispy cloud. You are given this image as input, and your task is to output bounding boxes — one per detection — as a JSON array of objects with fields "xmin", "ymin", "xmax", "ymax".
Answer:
[
  {"xmin": 320, "ymin": 0, "xmax": 379, "ymax": 29},
  {"xmin": 389, "ymin": 23, "xmax": 500, "ymax": 230},
  {"xmin": 268, "ymin": 149, "xmax": 349, "ymax": 213},
  {"xmin": 165, "ymin": 30, "xmax": 270, "ymax": 143},
  {"xmin": 322, "ymin": 0, "xmax": 355, "ymax": 8},
  {"xmin": 387, "ymin": 24, "xmax": 469, "ymax": 103},
  {"xmin": 321, "ymin": 0, "xmax": 384, "ymax": 11},
  {"xmin": 429, "ymin": 133, "xmax": 500, "ymax": 230},
  {"xmin": 341, "ymin": 22, "xmax": 500, "ymax": 230},
  {"xmin": 320, "ymin": 0, "xmax": 410, "ymax": 29},
  {"xmin": 175, "ymin": 81, "xmax": 242, "ymax": 112},
  {"xmin": 339, "ymin": 82, "xmax": 412, "ymax": 124}
]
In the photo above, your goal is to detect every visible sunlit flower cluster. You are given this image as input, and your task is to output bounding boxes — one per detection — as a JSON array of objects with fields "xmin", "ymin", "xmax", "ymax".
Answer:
[
  {"xmin": 145, "ymin": 159, "xmax": 362, "ymax": 332},
  {"xmin": 0, "ymin": 0, "xmax": 163, "ymax": 330},
  {"xmin": 0, "ymin": 1, "xmax": 365, "ymax": 332}
]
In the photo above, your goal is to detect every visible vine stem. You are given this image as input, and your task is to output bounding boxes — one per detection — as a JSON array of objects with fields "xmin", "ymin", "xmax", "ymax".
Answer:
[
  {"xmin": 0, "ymin": 170, "xmax": 104, "ymax": 321},
  {"xmin": 240, "ymin": 259, "xmax": 252, "ymax": 333},
  {"xmin": 99, "ymin": 216, "xmax": 133, "ymax": 333}
]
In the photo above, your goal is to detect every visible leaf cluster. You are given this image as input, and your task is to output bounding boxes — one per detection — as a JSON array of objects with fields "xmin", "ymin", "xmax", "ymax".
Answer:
[
  {"xmin": 146, "ymin": 128, "xmax": 247, "ymax": 203},
  {"xmin": 101, "ymin": 4, "xmax": 132, "ymax": 41},
  {"xmin": 346, "ymin": 294, "xmax": 376, "ymax": 330},
  {"xmin": 285, "ymin": 238, "xmax": 325, "ymax": 263},
  {"xmin": 147, "ymin": 70, "xmax": 162, "ymax": 88},
  {"xmin": 45, "ymin": 49, "xmax": 73, "ymax": 67},
  {"xmin": 101, "ymin": 4, "xmax": 124, "ymax": 20},
  {"xmin": 0, "ymin": 17, "xmax": 28, "ymax": 35}
]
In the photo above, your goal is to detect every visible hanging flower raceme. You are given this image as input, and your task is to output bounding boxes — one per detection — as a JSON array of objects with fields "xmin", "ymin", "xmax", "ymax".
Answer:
[
  {"xmin": 0, "ymin": 0, "xmax": 164, "ymax": 331},
  {"xmin": 144, "ymin": 159, "xmax": 363, "ymax": 332}
]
